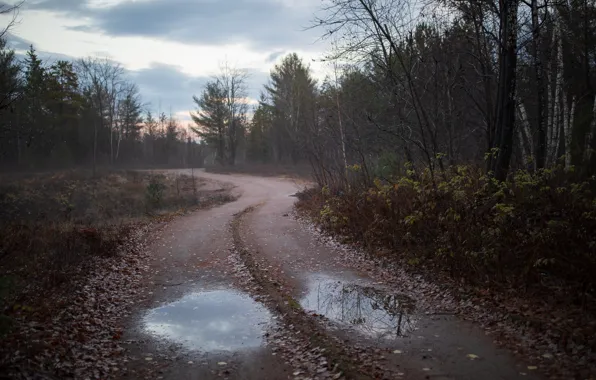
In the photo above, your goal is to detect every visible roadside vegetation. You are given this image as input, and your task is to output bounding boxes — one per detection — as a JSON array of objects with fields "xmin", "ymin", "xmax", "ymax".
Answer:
[
  {"xmin": 296, "ymin": 164, "xmax": 596, "ymax": 377},
  {"xmin": 0, "ymin": 170, "xmax": 233, "ymax": 338},
  {"xmin": 298, "ymin": 164, "xmax": 596, "ymax": 308}
]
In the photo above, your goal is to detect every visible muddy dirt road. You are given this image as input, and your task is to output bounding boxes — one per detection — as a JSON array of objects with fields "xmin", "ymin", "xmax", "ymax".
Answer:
[{"xmin": 120, "ymin": 170, "xmax": 541, "ymax": 380}]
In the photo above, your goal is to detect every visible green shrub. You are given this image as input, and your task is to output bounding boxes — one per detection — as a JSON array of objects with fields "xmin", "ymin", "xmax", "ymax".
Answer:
[
  {"xmin": 298, "ymin": 165, "xmax": 596, "ymax": 305},
  {"xmin": 145, "ymin": 175, "xmax": 166, "ymax": 209}
]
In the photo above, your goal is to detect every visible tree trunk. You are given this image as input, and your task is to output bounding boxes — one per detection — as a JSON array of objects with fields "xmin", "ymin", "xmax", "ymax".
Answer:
[
  {"xmin": 218, "ymin": 125, "xmax": 225, "ymax": 165},
  {"xmin": 109, "ymin": 109, "xmax": 113, "ymax": 165},
  {"xmin": 93, "ymin": 117, "xmax": 97, "ymax": 177},
  {"xmin": 493, "ymin": 0, "xmax": 520, "ymax": 181},
  {"xmin": 518, "ymin": 103, "xmax": 533, "ymax": 163},
  {"xmin": 115, "ymin": 119, "xmax": 122, "ymax": 161},
  {"xmin": 532, "ymin": 0, "xmax": 547, "ymax": 169},
  {"xmin": 570, "ymin": 92, "xmax": 595, "ymax": 167},
  {"xmin": 562, "ymin": 96, "xmax": 576, "ymax": 167}
]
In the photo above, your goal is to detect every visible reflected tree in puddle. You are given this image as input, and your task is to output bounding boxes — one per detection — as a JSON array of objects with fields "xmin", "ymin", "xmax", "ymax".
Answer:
[
  {"xmin": 143, "ymin": 290, "xmax": 271, "ymax": 352},
  {"xmin": 301, "ymin": 274, "xmax": 416, "ymax": 339}
]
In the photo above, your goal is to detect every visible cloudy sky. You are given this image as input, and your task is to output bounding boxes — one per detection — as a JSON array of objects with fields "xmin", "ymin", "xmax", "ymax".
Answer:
[{"xmin": 1, "ymin": 0, "xmax": 330, "ymax": 122}]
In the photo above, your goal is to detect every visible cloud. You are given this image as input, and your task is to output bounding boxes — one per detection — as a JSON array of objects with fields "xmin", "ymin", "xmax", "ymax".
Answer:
[
  {"xmin": 6, "ymin": 42, "xmax": 268, "ymax": 123},
  {"xmin": 6, "ymin": 32, "xmax": 33, "ymax": 50},
  {"xmin": 266, "ymin": 50, "xmax": 285, "ymax": 63},
  {"xmin": 12, "ymin": 42, "xmax": 79, "ymax": 64},
  {"xmin": 27, "ymin": 0, "xmax": 322, "ymax": 51},
  {"xmin": 4, "ymin": 0, "xmax": 329, "ymax": 123},
  {"xmin": 27, "ymin": 0, "xmax": 88, "ymax": 13},
  {"xmin": 129, "ymin": 62, "xmax": 209, "ymax": 119},
  {"xmin": 129, "ymin": 64, "xmax": 265, "ymax": 121}
]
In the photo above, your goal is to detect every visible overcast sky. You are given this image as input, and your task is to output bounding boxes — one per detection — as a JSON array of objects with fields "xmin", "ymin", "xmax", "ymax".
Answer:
[{"xmin": 1, "ymin": 0, "xmax": 330, "ymax": 122}]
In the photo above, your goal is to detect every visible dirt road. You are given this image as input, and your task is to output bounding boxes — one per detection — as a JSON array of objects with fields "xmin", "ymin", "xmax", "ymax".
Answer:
[{"xmin": 120, "ymin": 170, "xmax": 541, "ymax": 380}]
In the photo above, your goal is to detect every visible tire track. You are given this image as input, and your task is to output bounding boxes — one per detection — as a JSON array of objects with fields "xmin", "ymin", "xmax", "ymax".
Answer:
[{"xmin": 231, "ymin": 204, "xmax": 373, "ymax": 380}]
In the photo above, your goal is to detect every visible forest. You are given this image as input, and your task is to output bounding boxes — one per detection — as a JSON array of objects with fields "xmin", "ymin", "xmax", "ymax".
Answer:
[
  {"xmin": 0, "ymin": 35, "xmax": 204, "ymax": 171},
  {"xmin": 240, "ymin": 0, "xmax": 596, "ymax": 180},
  {"xmin": 3, "ymin": 0, "xmax": 596, "ymax": 179}
]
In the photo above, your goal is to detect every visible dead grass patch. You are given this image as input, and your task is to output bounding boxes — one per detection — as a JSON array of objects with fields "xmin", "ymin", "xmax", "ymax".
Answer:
[{"xmin": 0, "ymin": 169, "xmax": 234, "ymax": 335}]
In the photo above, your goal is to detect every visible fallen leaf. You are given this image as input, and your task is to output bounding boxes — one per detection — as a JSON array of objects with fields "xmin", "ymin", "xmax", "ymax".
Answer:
[
  {"xmin": 393, "ymin": 350, "xmax": 402, "ymax": 354},
  {"xmin": 467, "ymin": 354, "xmax": 479, "ymax": 360},
  {"xmin": 217, "ymin": 362, "xmax": 227, "ymax": 366}
]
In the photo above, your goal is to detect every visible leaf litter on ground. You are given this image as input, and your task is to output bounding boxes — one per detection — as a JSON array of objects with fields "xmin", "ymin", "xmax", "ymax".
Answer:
[{"xmin": 0, "ymin": 221, "xmax": 160, "ymax": 379}]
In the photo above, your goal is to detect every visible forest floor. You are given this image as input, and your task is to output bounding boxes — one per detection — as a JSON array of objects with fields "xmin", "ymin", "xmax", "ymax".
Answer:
[{"xmin": 0, "ymin": 169, "xmax": 586, "ymax": 379}]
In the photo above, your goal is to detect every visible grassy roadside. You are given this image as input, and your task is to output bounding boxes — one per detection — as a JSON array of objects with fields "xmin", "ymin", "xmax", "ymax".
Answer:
[
  {"xmin": 0, "ymin": 169, "xmax": 234, "ymax": 337},
  {"xmin": 296, "ymin": 164, "xmax": 596, "ymax": 378}
]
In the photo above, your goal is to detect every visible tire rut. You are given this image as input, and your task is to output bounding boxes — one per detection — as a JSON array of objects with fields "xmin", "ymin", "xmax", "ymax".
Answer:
[{"xmin": 231, "ymin": 204, "xmax": 373, "ymax": 380}]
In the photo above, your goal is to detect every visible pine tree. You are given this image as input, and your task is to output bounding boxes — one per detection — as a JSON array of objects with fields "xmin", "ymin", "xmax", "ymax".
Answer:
[
  {"xmin": 264, "ymin": 53, "xmax": 317, "ymax": 163},
  {"xmin": 247, "ymin": 94, "xmax": 273, "ymax": 162},
  {"xmin": 191, "ymin": 81, "xmax": 229, "ymax": 165},
  {"xmin": 0, "ymin": 37, "xmax": 21, "ymax": 114},
  {"xmin": 22, "ymin": 45, "xmax": 48, "ymax": 163}
]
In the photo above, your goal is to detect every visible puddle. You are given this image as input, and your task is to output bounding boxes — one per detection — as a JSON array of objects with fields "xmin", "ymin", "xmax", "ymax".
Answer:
[
  {"xmin": 143, "ymin": 289, "xmax": 271, "ymax": 352},
  {"xmin": 301, "ymin": 274, "xmax": 416, "ymax": 339}
]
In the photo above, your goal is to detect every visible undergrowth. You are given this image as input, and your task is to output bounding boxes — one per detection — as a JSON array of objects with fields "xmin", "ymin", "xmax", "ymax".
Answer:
[{"xmin": 297, "ymin": 164, "xmax": 596, "ymax": 310}]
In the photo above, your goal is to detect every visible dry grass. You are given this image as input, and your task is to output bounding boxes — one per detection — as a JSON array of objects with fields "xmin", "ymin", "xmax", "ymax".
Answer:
[
  {"xmin": 0, "ymin": 169, "xmax": 235, "ymax": 332},
  {"xmin": 0, "ymin": 169, "xmax": 210, "ymax": 224}
]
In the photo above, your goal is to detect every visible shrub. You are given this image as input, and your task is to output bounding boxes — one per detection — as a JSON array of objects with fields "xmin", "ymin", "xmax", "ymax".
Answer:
[
  {"xmin": 298, "ymin": 165, "xmax": 596, "ymax": 306},
  {"xmin": 145, "ymin": 175, "xmax": 166, "ymax": 210}
]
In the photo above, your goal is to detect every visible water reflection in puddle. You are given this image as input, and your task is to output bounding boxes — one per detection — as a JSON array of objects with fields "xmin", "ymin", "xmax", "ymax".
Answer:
[
  {"xmin": 143, "ymin": 290, "xmax": 270, "ymax": 352},
  {"xmin": 301, "ymin": 274, "xmax": 416, "ymax": 339}
]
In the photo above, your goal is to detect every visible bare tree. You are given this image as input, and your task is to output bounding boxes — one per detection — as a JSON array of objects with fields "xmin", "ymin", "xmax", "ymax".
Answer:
[
  {"xmin": 0, "ymin": 2, "xmax": 23, "ymax": 115},
  {"xmin": 216, "ymin": 63, "xmax": 249, "ymax": 165},
  {"xmin": 315, "ymin": 0, "xmax": 450, "ymax": 180},
  {"xmin": 0, "ymin": 1, "xmax": 22, "ymax": 40},
  {"xmin": 76, "ymin": 57, "xmax": 124, "ymax": 175},
  {"xmin": 115, "ymin": 81, "xmax": 143, "ymax": 161}
]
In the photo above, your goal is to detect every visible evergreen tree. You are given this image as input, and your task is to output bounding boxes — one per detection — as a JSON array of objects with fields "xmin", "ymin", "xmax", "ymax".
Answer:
[
  {"xmin": 247, "ymin": 94, "xmax": 273, "ymax": 162},
  {"xmin": 264, "ymin": 53, "xmax": 317, "ymax": 163},
  {"xmin": 0, "ymin": 37, "xmax": 20, "ymax": 114},
  {"xmin": 191, "ymin": 81, "xmax": 228, "ymax": 165}
]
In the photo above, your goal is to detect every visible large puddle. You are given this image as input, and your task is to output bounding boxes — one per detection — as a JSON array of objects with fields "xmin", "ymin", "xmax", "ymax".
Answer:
[
  {"xmin": 143, "ymin": 289, "xmax": 271, "ymax": 352},
  {"xmin": 301, "ymin": 274, "xmax": 416, "ymax": 339}
]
